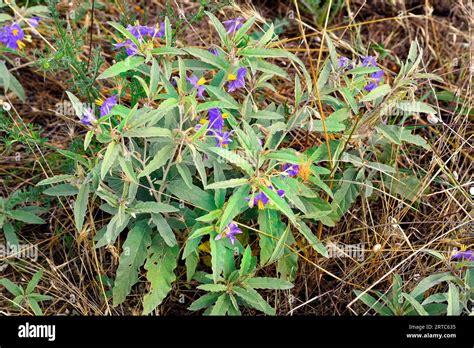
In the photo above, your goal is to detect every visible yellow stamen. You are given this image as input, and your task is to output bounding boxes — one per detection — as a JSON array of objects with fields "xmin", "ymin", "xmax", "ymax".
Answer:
[
  {"xmin": 16, "ymin": 40, "xmax": 25, "ymax": 49},
  {"xmin": 199, "ymin": 118, "xmax": 207, "ymax": 124},
  {"xmin": 95, "ymin": 98, "xmax": 104, "ymax": 106},
  {"xmin": 228, "ymin": 73, "xmax": 237, "ymax": 81},
  {"xmin": 197, "ymin": 77, "xmax": 206, "ymax": 85},
  {"xmin": 257, "ymin": 200, "xmax": 265, "ymax": 210},
  {"xmin": 12, "ymin": 29, "xmax": 19, "ymax": 35},
  {"xmin": 222, "ymin": 112, "xmax": 229, "ymax": 119}
]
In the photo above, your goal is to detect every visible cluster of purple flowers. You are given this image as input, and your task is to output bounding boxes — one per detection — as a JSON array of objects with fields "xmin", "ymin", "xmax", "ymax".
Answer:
[
  {"xmin": 451, "ymin": 249, "xmax": 473, "ymax": 262},
  {"xmin": 215, "ymin": 222, "xmax": 242, "ymax": 245},
  {"xmin": 0, "ymin": 18, "xmax": 41, "ymax": 50},
  {"xmin": 200, "ymin": 108, "xmax": 234, "ymax": 148},
  {"xmin": 361, "ymin": 55, "xmax": 384, "ymax": 92},
  {"xmin": 115, "ymin": 23, "xmax": 165, "ymax": 56}
]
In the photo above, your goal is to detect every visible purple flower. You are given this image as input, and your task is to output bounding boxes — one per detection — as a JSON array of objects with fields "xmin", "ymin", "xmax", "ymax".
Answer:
[
  {"xmin": 187, "ymin": 75, "xmax": 206, "ymax": 98},
  {"xmin": 114, "ymin": 39, "xmax": 139, "ymax": 56},
  {"xmin": 208, "ymin": 47, "xmax": 219, "ymax": 56},
  {"xmin": 215, "ymin": 222, "xmax": 242, "ymax": 245},
  {"xmin": 338, "ymin": 56, "xmax": 350, "ymax": 68},
  {"xmin": 99, "ymin": 95, "xmax": 117, "ymax": 117},
  {"xmin": 127, "ymin": 24, "xmax": 148, "ymax": 39},
  {"xmin": 80, "ymin": 108, "xmax": 96, "ymax": 125},
  {"xmin": 247, "ymin": 186, "xmax": 285, "ymax": 210},
  {"xmin": 282, "ymin": 163, "xmax": 299, "ymax": 177},
  {"xmin": 451, "ymin": 250, "xmax": 474, "ymax": 261},
  {"xmin": 0, "ymin": 23, "xmax": 25, "ymax": 49},
  {"xmin": 361, "ymin": 55, "xmax": 383, "ymax": 91},
  {"xmin": 213, "ymin": 130, "xmax": 234, "ymax": 148},
  {"xmin": 222, "ymin": 17, "xmax": 244, "ymax": 34},
  {"xmin": 227, "ymin": 67, "xmax": 247, "ymax": 93},
  {"xmin": 208, "ymin": 108, "xmax": 224, "ymax": 130},
  {"xmin": 28, "ymin": 17, "xmax": 41, "ymax": 28},
  {"xmin": 115, "ymin": 23, "xmax": 165, "ymax": 56},
  {"xmin": 361, "ymin": 56, "xmax": 377, "ymax": 67}
]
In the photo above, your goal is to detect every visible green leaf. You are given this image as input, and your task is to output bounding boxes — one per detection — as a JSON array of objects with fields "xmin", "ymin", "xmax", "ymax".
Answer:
[
  {"xmin": 397, "ymin": 101, "xmax": 437, "ymax": 115},
  {"xmin": 210, "ymin": 231, "xmax": 225, "ymax": 283},
  {"xmin": 361, "ymin": 84, "xmax": 391, "ymax": 102},
  {"xmin": 36, "ymin": 175, "xmax": 74, "ymax": 186},
  {"xmin": 8, "ymin": 210, "xmax": 45, "ymax": 224},
  {"xmin": 133, "ymin": 201, "xmax": 179, "ymax": 214},
  {"xmin": 196, "ymin": 209, "xmax": 222, "ymax": 223},
  {"xmin": 188, "ymin": 225, "xmax": 214, "ymax": 240},
  {"xmin": 151, "ymin": 213, "xmax": 177, "ymax": 247},
  {"xmin": 123, "ymin": 127, "xmax": 173, "ymax": 138},
  {"xmin": 28, "ymin": 298, "xmax": 43, "ymax": 315},
  {"xmin": 108, "ymin": 21, "xmax": 141, "ymax": 48},
  {"xmin": 210, "ymin": 293, "xmax": 231, "ymax": 315},
  {"xmin": 176, "ymin": 163, "xmax": 193, "ymax": 189},
  {"xmin": 403, "ymin": 293, "xmax": 428, "ymax": 316},
  {"xmin": 346, "ymin": 66, "xmax": 381, "ymax": 75},
  {"xmin": 26, "ymin": 270, "xmax": 43, "ymax": 294},
  {"xmin": 43, "ymin": 184, "xmax": 78, "ymax": 197},
  {"xmin": 205, "ymin": 85, "xmax": 239, "ymax": 109},
  {"xmin": 218, "ymin": 184, "xmax": 250, "ymax": 232},
  {"xmin": 258, "ymin": 210, "xmax": 284, "ymax": 266},
  {"xmin": 410, "ymin": 272, "xmax": 457, "ymax": 299},
  {"xmin": 246, "ymin": 277, "xmax": 294, "ymax": 290},
  {"xmin": 376, "ymin": 124, "xmax": 430, "ymax": 150},
  {"xmin": 234, "ymin": 17, "xmax": 256, "ymax": 43},
  {"xmin": 73, "ymin": 184, "xmax": 88, "ymax": 233},
  {"xmin": 205, "ymin": 178, "xmax": 248, "ymax": 190},
  {"xmin": 188, "ymin": 292, "xmax": 221, "ymax": 311},
  {"xmin": 205, "ymin": 11, "xmax": 229, "ymax": 48},
  {"xmin": 101, "ymin": 142, "xmax": 120, "ymax": 179},
  {"xmin": 113, "ymin": 221, "xmax": 152, "ymax": 306},
  {"xmin": 138, "ymin": 145, "xmax": 175, "ymax": 178},
  {"xmin": 98, "ymin": 56, "xmax": 145, "ymax": 80},
  {"xmin": 239, "ymin": 246, "xmax": 254, "ymax": 277},
  {"xmin": 447, "ymin": 283, "xmax": 461, "ymax": 316},
  {"xmin": 184, "ymin": 47, "xmax": 229, "ymax": 70},
  {"xmin": 151, "ymin": 47, "xmax": 185, "ymax": 56},
  {"xmin": 3, "ymin": 222, "xmax": 19, "ymax": 248},
  {"xmin": 197, "ymin": 284, "xmax": 227, "ymax": 292},
  {"xmin": 167, "ymin": 180, "xmax": 217, "ymax": 212},
  {"xmin": 208, "ymin": 147, "xmax": 254, "ymax": 176},
  {"xmin": 233, "ymin": 286, "xmax": 276, "ymax": 315},
  {"xmin": 267, "ymin": 226, "xmax": 290, "ymax": 265},
  {"xmin": 95, "ymin": 213, "xmax": 131, "ymax": 248},
  {"xmin": 353, "ymin": 290, "xmax": 392, "ymax": 316},
  {"xmin": 142, "ymin": 234, "xmax": 179, "ymax": 315},
  {"xmin": 0, "ymin": 278, "xmax": 23, "ymax": 296},
  {"xmin": 260, "ymin": 185, "xmax": 296, "ymax": 225},
  {"xmin": 297, "ymin": 221, "xmax": 328, "ymax": 257}
]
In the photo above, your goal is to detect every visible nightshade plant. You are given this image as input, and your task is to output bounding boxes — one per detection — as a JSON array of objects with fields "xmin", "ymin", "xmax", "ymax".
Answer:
[
  {"xmin": 0, "ymin": 1, "xmax": 47, "ymax": 101},
  {"xmin": 40, "ymin": 12, "xmax": 440, "ymax": 315}
]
